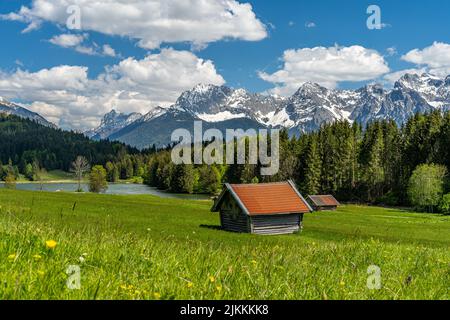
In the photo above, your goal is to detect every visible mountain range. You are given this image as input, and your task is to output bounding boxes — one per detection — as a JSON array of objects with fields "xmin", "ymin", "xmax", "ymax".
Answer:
[
  {"xmin": 2, "ymin": 73, "xmax": 450, "ymax": 149},
  {"xmin": 0, "ymin": 96, "xmax": 56, "ymax": 128},
  {"xmin": 87, "ymin": 73, "xmax": 450, "ymax": 149}
]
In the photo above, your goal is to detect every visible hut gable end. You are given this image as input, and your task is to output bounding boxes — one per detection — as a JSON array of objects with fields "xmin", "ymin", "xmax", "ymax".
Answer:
[{"xmin": 211, "ymin": 181, "xmax": 312, "ymax": 235}]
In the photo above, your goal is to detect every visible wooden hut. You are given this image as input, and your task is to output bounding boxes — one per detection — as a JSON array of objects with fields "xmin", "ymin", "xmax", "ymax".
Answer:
[
  {"xmin": 211, "ymin": 180, "xmax": 312, "ymax": 235},
  {"xmin": 307, "ymin": 195, "xmax": 340, "ymax": 211}
]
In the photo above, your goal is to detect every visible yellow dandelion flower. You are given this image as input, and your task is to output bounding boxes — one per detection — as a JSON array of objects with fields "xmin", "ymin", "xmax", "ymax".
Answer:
[
  {"xmin": 8, "ymin": 253, "xmax": 16, "ymax": 261},
  {"xmin": 339, "ymin": 281, "xmax": 345, "ymax": 286},
  {"xmin": 153, "ymin": 292, "xmax": 161, "ymax": 300},
  {"xmin": 187, "ymin": 282, "xmax": 194, "ymax": 288},
  {"xmin": 45, "ymin": 240, "xmax": 57, "ymax": 249},
  {"xmin": 33, "ymin": 254, "xmax": 42, "ymax": 261},
  {"xmin": 216, "ymin": 285, "xmax": 223, "ymax": 292},
  {"xmin": 209, "ymin": 275, "xmax": 216, "ymax": 283}
]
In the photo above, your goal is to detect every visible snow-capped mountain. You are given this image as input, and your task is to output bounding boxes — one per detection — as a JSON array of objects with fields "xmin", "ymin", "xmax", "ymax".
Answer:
[
  {"xmin": 276, "ymin": 82, "xmax": 358, "ymax": 134},
  {"xmin": 0, "ymin": 97, "xmax": 56, "ymax": 128},
  {"xmin": 174, "ymin": 84, "xmax": 284, "ymax": 122},
  {"xmin": 87, "ymin": 73, "xmax": 450, "ymax": 149},
  {"xmin": 86, "ymin": 109, "xmax": 142, "ymax": 140}
]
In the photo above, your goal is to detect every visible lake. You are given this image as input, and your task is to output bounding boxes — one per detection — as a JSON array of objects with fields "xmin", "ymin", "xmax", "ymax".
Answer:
[{"xmin": 1, "ymin": 182, "xmax": 210, "ymax": 200}]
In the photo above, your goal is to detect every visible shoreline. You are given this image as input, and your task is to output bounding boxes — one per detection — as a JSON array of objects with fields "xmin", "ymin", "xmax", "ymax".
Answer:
[{"xmin": 0, "ymin": 180, "xmax": 82, "ymax": 184}]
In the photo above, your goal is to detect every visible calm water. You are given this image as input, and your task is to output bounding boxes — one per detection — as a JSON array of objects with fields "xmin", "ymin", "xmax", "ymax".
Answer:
[{"xmin": 2, "ymin": 183, "xmax": 210, "ymax": 200}]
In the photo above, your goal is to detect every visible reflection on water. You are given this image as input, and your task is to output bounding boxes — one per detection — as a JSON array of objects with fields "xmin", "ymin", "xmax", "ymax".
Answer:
[{"xmin": 2, "ymin": 183, "xmax": 210, "ymax": 200}]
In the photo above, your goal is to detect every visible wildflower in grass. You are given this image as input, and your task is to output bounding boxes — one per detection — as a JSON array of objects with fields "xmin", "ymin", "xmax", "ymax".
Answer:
[
  {"xmin": 153, "ymin": 292, "xmax": 161, "ymax": 300},
  {"xmin": 187, "ymin": 282, "xmax": 194, "ymax": 288},
  {"xmin": 79, "ymin": 253, "xmax": 87, "ymax": 263},
  {"xmin": 120, "ymin": 284, "xmax": 128, "ymax": 290},
  {"xmin": 8, "ymin": 253, "xmax": 16, "ymax": 261},
  {"xmin": 33, "ymin": 254, "xmax": 42, "ymax": 261},
  {"xmin": 45, "ymin": 240, "xmax": 57, "ymax": 249},
  {"xmin": 209, "ymin": 275, "xmax": 215, "ymax": 283},
  {"xmin": 339, "ymin": 280, "xmax": 345, "ymax": 286},
  {"xmin": 216, "ymin": 285, "xmax": 222, "ymax": 292}
]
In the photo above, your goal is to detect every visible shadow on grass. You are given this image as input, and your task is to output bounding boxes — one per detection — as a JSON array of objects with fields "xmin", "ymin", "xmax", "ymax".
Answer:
[{"xmin": 199, "ymin": 224, "xmax": 223, "ymax": 231}]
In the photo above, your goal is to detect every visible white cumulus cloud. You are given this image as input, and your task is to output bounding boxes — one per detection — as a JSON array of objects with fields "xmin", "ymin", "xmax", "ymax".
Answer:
[
  {"xmin": 48, "ymin": 33, "xmax": 118, "ymax": 57},
  {"xmin": 401, "ymin": 42, "xmax": 450, "ymax": 77},
  {"xmin": 2, "ymin": 0, "xmax": 267, "ymax": 49},
  {"xmin": 259, "ymin": 45, "xmax": 390, "ymax": 95},
  {"xmin": 0, "ymin": 49, "xmax": 225, "ymax": 130},
  {"xmin": 102, "ymin": 44, "xmax": 117, "ymax": 57},
  {"xmin": 49, "ymin": 33, "xmax": 86, "ymax": 47}
]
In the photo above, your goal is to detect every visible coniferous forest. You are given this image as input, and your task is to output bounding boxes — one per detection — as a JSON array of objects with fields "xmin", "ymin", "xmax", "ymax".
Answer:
[
  {"xmin": 0, "ymin": 114, "xmax": 155, "ymax": 181},
  {"xmin": 144, "ymin": 110, "xmax": 450, "ymax": 208},
  {"xmin": 1, "ymin": 111, "xmax": 450, "ymax": 208}
]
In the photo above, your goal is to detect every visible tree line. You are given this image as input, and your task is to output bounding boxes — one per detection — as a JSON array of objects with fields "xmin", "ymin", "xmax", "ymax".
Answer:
[
  {"xmin": 1, "ymin": 111, "xmax": 449, "ymax": 211},
  {"xmin": 142, "ymin": 111, "xmax": 450, "ymax": 211},
  {"xmin": 0, "ymin": 114, "xmax": 157, "ymax": 184},
  {"xmin": 0, "ymin": 114, "xmax": 142, "ymax": 174}
]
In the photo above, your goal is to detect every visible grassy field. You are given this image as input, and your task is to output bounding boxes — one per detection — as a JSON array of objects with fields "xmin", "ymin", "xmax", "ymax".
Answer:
[
  {"xmin": 15, "ymin": 170, "xmax": 143, "ymax": 184},
  {"xmin": 16, "ymin": 170, "xmax": 77, "ymax": 183},
  {"xmin": 0, "ymin": 188, "xmax": 448, "ymax": 300}
]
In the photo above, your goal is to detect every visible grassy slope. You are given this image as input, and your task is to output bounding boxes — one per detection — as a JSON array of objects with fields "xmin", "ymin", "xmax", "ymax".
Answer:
[
  {"xmin": 0, "ymin": 189, "xmax": 448, "ymax": 300},
  {"xmin": 16, "ymin": 170, "xmax": 142, "ymax": 184},
  {"xmin": 15, "ymin": 170, "xmax": 77, "ymax": 183}
]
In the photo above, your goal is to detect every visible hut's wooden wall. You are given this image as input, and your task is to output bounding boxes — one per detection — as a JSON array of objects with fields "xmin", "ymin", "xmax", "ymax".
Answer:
[
  {"xmin": 219, "ymin": 193, "xmax": 250, "ymax": 233},
  {"xmin": 314, "ymin": 205, "xmax": 337, "ymax": 211},
  {"xmin": 250, "ymin": 214, "xmax": 302, "ymax": 235}
]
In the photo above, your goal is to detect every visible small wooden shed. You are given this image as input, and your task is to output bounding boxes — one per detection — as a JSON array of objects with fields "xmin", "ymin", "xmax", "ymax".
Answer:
[
  {"xmin": 211, "ymin": 180, "xmax": 312, "ymax": 235},
  {"xmin": 307, "ymin": 195, "xmax": 340, "ymax": 211}
]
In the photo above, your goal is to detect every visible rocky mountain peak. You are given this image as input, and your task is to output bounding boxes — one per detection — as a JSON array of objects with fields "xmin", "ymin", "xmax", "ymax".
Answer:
[
  {"xmin": 294, "ymin": 82, "xmax": 328, "ymax": 97},
  {"xmin": 0, "ymin": 97, "xmax": 56, "ymax": 128},
  {"xmin": 86, "ymin": 72, "xmax": 450, "ymax": 148}
]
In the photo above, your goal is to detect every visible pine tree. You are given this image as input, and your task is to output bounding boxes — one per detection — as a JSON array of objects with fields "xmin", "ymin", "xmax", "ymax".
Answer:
[{"xmin": 304, "ymin": 134, "xmax": 322, "ymax": 195}]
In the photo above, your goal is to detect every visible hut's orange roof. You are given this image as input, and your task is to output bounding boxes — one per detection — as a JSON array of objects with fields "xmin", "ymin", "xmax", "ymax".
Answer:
[{"xmin": 212, "ymin": 181, "xmax": 312, "ymax": 216}]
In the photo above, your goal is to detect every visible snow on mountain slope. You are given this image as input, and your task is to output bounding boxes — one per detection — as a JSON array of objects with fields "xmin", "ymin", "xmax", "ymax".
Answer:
[
  {"xmin": 197, "ymin": 111, "xmax": 246, "ymax": 122},
  {"xmin": 0, "ymin": 97, "xmax": 56, "ymax": 128}
]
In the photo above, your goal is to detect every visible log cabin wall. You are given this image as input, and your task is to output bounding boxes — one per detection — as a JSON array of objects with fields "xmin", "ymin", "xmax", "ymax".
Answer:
[
  {"xmin": 219, "ymin": 193, "xmax": 250, "ymax": 233},
  {"xmin": 250, "ymin": 214, "xmax": 302, "ymax": 235}
]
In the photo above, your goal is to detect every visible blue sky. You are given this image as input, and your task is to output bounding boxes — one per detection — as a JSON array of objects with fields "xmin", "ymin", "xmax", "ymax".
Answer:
[{"xmin": 0, "ymin": 0, "xmax": 449, "ymax": 129}]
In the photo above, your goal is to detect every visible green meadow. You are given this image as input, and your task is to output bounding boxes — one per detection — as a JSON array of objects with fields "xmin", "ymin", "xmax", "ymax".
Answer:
[{"xmin": 0, "ymin": 188, "xmax": 448, "ymax": 300}]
